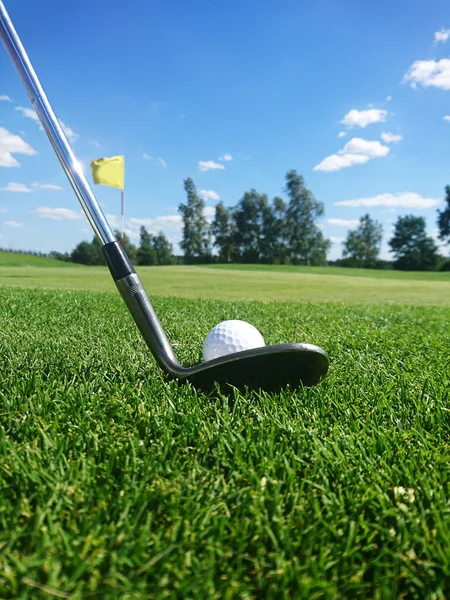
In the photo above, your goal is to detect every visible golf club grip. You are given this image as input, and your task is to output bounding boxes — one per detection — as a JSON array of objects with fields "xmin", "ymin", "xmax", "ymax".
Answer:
[{"xmin": 115, "ymin": 273, "xmax": 180, "ymax": 374}]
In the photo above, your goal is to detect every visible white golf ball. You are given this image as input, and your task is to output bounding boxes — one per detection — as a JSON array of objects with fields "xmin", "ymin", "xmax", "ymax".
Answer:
[{"xmin": 203, "ymin": 320, "xmax": 266, "ymax": 361}]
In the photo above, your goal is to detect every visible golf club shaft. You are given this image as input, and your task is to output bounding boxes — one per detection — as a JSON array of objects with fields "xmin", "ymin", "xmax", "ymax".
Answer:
[{"xmin": 0, "ymin": 1, "xmax": 181, "ymax": 374}]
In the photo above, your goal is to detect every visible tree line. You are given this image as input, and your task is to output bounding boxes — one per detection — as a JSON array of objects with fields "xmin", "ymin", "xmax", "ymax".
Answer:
[
  {"xmin": 178, "ymin": 172, "xmax": 450, "ymax": 271},
  {"xmin": 51, "ymin": 227, "xmax": 175, "ymax": 266}
]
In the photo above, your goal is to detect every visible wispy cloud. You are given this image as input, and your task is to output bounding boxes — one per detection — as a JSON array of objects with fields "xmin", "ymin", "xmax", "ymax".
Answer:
[
  {"xmin": 198, "ymin": 160, "xmax": 225, "ymax": 172},
  {"xmin": 35, "ymin": 207, "xmax": 83, "ymax": 220},
  {"xmin": 0, "ymin": 95, "xmax": 12, "ymax": 102},
  {"xmin": 199, "ymin": 189, "xmax": 220, "ymax": 201},
  {"xmin": 444, "ymin": 115, "xmax": 450, "ymax": 122},
  {"xmin": 15, "ymin": 107, "xmax": 78, "ymax": 140},
  {"xmin": 128, "ymin": 215, "xmax": 182, "ymax": 231},
  {"xmin": 106, "ymin": 214, "xmax": 119, "ymax": 227},
  {"xmin": 0, "ymin": 127, "xmax": 37, "ymax": 167},
  {"xmin": 402, "ymin": 58, "xmax": 450, "ymax": 90},
  {"xmin": 0, "ymin": 182, "xmax": 32, "ymax": 192},
  {"xmin": 0, "ymin": 207, "xmax": 7, "ymax": 213},
  {"xmin": 314, "ymin": 137, "xmax": 390, "ymax": 172},
  {"xmin": 381, "ymin": 131, "xmax": 403, "ymax": 143},
  {"xmin": 32, "ymin": 182, "xmax": 63, "ymax": 191},
  {"xmin": 337, "ymin": 131, "xmax": 347, "ymax": 138},
  {"xmin": 434, "ymin": 28, "xmax": 450, "ymax": 44},
  {"xmin": 143, "ymin": 153, "xmax": 167, "ymax": 167},
  {"xmin": 340, "ymin": 108, "xmax": 388, "ymax": 128},
  {"xmin": 15, "ymin": 106, "xmax": 39, "ymax": 121},
  {"xmin": 386, "ymin": 95, "xmax": 392, "ymax": 102},
  {"xmin": 218, "ymin": 153, "xmax": 233, "ymax": 161},
  {"xmin": 327, "ymin": 218, "xmax": 359, "ymax": 227},
  {"xmin": 4, "ymin": 220, "xmax": 23, "ymax": 228},
  {"xmin": 90, "ymin": 140, "xmax": 101, "ymax": 148},
  {"xmin": 334, "ymin": 192, "xmax": 441, "ymax": 209},
  {"xmin": 61, "ymin": 121, "xmax": 78, "ymax": 142}
]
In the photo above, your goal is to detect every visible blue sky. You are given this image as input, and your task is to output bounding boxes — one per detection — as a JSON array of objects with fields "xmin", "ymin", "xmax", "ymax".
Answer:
[{"xmin": 1, "ymin": 0, "xmax": 450, "ymax": 259}]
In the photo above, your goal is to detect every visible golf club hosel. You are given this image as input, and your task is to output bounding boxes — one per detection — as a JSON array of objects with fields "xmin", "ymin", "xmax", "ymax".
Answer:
[{"xmin": 116, "ymin": 273, "xmax": 180, "ymax": 373}]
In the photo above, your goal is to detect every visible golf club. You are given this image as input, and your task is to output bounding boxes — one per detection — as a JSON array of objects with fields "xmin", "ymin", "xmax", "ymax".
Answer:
[{"xmin": 0, "ymin": 1, "xmax": 329, "ymax": 391}]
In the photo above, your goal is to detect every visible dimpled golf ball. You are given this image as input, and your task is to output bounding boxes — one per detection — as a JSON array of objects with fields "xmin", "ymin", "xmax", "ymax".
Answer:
[{"xmin": 203, "ymin": 320, "xmax": 266, "ymax": 361}]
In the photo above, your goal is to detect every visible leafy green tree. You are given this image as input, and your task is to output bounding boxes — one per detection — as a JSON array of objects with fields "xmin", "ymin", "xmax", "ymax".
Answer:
[
  {"xmin": 179, "ymin": 178, "xmax": 211, "ymax": 263},
  {"xmin": 437, "ymin": 185, "xmax": 450, "ymax": 247},
  {"xmin": 152, "ymin": 231, "xmax": 174, "ymax": 265},
  {"xmin": 136, "ymin": 226, "xmax": 157, "ymax": 265},
  {"xmin": 389, "ymin": 215, "xmax": 439, "ymax": 271},
  {"xmin": 232, "ymin": 190, "xmax": 271, "ymax": 263},
  {"xmin": 212, "ymin": 202, "xmax": 234, "ymax": 263},
  {"xmin": 71, "ymin": 235, "xmax": 105, "ymax": 265},
  {"xmin": 266, "ymin": 196, "xmax": 288, "ymax": 264},
  {"xmin": 285, "ymin": 170, "xmax": 330, "ymax": 265},
  {"xmin": 342, "ymin": 214, "xmax": 383, "ymax": 268},
  {"xmin": 114, "ymin": 230, "xmax": 137, "ymax": 262}
]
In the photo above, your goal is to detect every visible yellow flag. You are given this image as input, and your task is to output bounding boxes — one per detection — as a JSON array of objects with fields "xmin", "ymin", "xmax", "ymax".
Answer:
[{"xmin": 90, "ymin": 155, "xmax": 124, "ymax": 190}]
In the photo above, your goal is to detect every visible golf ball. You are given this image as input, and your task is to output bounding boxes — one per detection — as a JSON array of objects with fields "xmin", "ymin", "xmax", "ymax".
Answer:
[{"xmin": 203, "ymin": 320, "xmax": 266, "ymax": 361}]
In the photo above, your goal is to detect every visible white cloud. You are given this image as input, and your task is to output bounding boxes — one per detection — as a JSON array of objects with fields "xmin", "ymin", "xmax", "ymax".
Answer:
[
  {"xmin": 0, "ymin": 127, "xmax": 37, "ymax": 167},
  {"xmin": 0, "ymin": 182, "xmax": 32, "ymax": 192},
  {"xmin": 90, "ymin": 140, "xmax": 101, "ymax": 148},
  {"xmin": 330, "ymin": 236, "xmax": 345, "ymax": 244},
  {"xmin": 444, "ymin": 115, "xmax": 450, "ymax": 122},
  {"xmin": 198, "ymin": 160, "xmax": 225, "ymax": 172},
  {"xmin": 334, "ymin": 192, "xmax": 441, "ymax": 209},
  {"xmin": 0, "ymin": 207, "xmax": 7, "ymax": 212},
  {"xmin": 143, "ymin": 153, "xmax": 167, "ymax": 167},
  {"xmin": 327, "ymin": 218, "xmax": 359, "ymax": 227},
  {"xmin": 314, "ymin": 137, "xmax": 390, "ymax": 172},
  {"xmin": 61, "ymin": 121, "xmax": 78, "ymax": 142},
  {"xmin": 32, "ymin": 182, "xmax": 63, "ymax": 191},
  {"xmin": 337, "ymin": 131, "xmax": 347, "ymax": 138},
  {"xmin": 434, "ymin": 28, "xmax": 450, "ymax": 44},
  {"xmin": 381, "ymin": 131, "xmax": 403, "ymax": 143},
  {"xmin": 204, "ymin": 206, "xmax": 216, "ymax": 217},
  {"xmin": 106, "ymin": 213, "xmax": 119, "ymax": 227},
  {"xmin": 4, "ymin": 220, "xmax": 22, "ymax": 228},
  {"xmin": 15, "ymin": 106, "xmax": 39, "ymax": 121},
  {"xmin": 128, "ymin": 215, "xmax": 182, "ymax": 230},
  {"xmin": 219, "ymin": 153, "xmax": 233, "ymax": 161},
  {"xmin": 340, "ymin": 108, "xmax": 388, "ymax": 128},
  {"xmin": 199, "ymin": 189, "xmax": 220, "ymax": 201},
  {"xmin": 402, "ymin": 58, "xmax": 450, "ymax": 90},
  {"xmin": 35, "ymin": 207, "xmax": 83, "ymax": 220},
  {"xmin": 386, "ymin": 95, "xmax": 392, "ymax": 102},
  {"xmin": 0, "ymin": 95, "xmax": 12, "ymax": 102}
]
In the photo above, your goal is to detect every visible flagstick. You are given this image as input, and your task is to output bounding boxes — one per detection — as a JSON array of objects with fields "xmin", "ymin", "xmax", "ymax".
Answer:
[{"xmin": 121, "ymin": 189, "xmax": 124, "ymax": 246}]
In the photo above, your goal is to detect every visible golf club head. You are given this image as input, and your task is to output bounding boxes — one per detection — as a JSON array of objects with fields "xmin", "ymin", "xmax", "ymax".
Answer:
[{"xmin": 178, "ymin": 343, "xmax": 329, "ymax": 392}]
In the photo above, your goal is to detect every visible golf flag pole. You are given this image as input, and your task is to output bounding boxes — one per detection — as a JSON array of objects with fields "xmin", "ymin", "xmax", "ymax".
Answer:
[
  {"xmin": 89, "ymin": 155, "xmax": 125, "ymax": 245},
  {"xmin": 121, "ymin": 189, "xmax": 124, "ymax": 246}
]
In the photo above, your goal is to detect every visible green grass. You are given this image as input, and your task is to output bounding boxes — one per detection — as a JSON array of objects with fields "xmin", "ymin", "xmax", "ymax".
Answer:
[
  {"xmin": 201, "ymin": 262, "xmax": 450, "ymax": 281},
  {"xmin": 0, "ymin": 276, "xmax": 449, "ymax": 598},
  {"xmin": 0, "ymin": 252, "xmax": 79, "ymax": 268},
  {"xmin": 1, "ymin": 264, "xmax": 450, "ymax": 306}
]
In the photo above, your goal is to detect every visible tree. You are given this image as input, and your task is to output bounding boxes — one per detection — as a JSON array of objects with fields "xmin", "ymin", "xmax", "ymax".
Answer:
[
  {"xmin": 136, "ymin": 226, "xmax": 157, "ymax": 265},
  {"xmin": 265, "ymin": 196, "xmax": 288, "ymax": 264},
  {"xmin": 113, "ymin": 230, "xmax": 137, "ymax": 262},
  {"xmin": 389, "ymin": 215, "xmax": 439, "ymax": 271},
  {"xmin": 212, "ymin": 202, "xmax": 235, "ymax": 263},
  {"xmin": 437, "ymin": 185, "xmax": 450, "ymax": 247},
  {"xmin": 178, "ymin": 178, "xmax": 211, "ymax": 263},
  {"xmin": 284, "ymin": 170, "xmax": 330, "ymax": 265},
  {"xmin": 152, "ymin": 231, "xmax": 174, "ymax": 265},
  {"xmin": 342, "ymin": 214, "xmax": 383, "ymax": 268},
  {"xmin": 232, "ymin": 190, "xmax": 270, "ymax": 263},
  {"xmin": 71, "ymin": 235, "xmax": 105, "ymax": 265}
]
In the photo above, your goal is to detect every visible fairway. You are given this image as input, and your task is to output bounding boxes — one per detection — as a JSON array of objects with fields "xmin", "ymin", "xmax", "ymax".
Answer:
[
  {"xmin": 0, "ymin": 263, "xmax": 449, "ymax": 306},
  {"xmin": 1, "ymin": 264, "xmax": 450, "ymax": 598}
]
